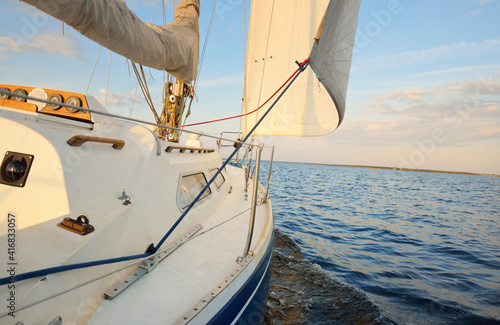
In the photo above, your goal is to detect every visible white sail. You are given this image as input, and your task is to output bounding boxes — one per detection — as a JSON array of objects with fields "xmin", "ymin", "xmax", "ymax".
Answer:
[
  {"xmin": 310, "ymin": 0, "xmax": 361, "ymax": 126},
  {"xmin": 243, "ymin": 0, "xmax": 360, "ymax": 137},
  {"xmin": 22, "ymin": 0, "xmax": 200, "ymax": 81}
]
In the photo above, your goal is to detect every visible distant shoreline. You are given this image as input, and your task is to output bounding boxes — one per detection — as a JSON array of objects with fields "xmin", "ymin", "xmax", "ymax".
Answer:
[
  {"xmin": 222, "ymin": 158, "xmax": 499, "ymax": 177},
  {"xmin": 277, "ymin": 161, "xmax": 500, "ymax": 178}
]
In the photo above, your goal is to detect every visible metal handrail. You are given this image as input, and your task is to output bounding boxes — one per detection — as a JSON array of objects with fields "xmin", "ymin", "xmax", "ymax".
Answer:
[
  {"xmin": 237, "ymin": 143, "xmax": 275, "ymax": 262},
  {"xmin": 262, "ymin": 146, "xmax": 274, "ymax": 203},
  {"xmin": 238, "ymin": 145, "xmax": 262, "ymax": 262},
  {"xmin": 244, "ymin": 138, "xmax": 254, "ymax": 193},
  {"xmin": 0, "ymin": 88, "xmax": 259, "ymax": 149}
]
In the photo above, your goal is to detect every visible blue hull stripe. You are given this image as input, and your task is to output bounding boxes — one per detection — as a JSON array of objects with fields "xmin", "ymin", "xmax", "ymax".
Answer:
[{"xmin": 206, "ymin": 235, "xmax": 274, "ymax": 325}]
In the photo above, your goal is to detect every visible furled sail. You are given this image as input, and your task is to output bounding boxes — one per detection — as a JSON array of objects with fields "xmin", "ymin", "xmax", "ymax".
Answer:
[
  {"xmin": 243, "ymin": 0, "xmax": 360, "ymax": 137},
  {"xmin": 22, "ymin": 0, "xmax": 200, "ymax": 81}
]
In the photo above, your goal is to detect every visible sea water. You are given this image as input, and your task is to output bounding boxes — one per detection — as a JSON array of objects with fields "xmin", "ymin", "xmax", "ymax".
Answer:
[{"xmin": 261, "ymin": 162, "xmax": 500, "ymax": 325}]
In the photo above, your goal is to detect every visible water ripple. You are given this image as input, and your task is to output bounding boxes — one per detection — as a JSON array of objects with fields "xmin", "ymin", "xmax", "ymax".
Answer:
[{"xmin": 265, "ymin": 162, "xmax": 500, "ymax": 324}]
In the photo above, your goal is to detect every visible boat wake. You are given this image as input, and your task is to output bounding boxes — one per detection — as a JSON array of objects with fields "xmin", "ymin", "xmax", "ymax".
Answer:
[{"xmin": 264, "ymin": 229, "xmax": 396, "ymax": 325}]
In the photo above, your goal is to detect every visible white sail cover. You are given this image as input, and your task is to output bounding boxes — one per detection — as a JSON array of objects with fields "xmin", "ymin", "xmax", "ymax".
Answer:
[
  {"xmin": 22, "ymin": 0, "xmax": 200, "ymax": 81},
  {"xmin": 243, "ymin": 0, "xmax": 360, "ymax": 137}
]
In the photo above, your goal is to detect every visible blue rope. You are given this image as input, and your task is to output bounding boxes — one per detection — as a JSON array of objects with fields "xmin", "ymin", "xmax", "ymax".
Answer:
[
  {"xmin": 0, "ymin": 253, "xmax": 148, "ymax": 286},
  {"xmin": 0, "ymin": 60, "xmax": 309, "ymax": 286}
]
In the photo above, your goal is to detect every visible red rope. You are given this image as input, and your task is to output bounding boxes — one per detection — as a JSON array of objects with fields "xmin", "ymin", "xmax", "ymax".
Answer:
[{"xmin": 181, "ymin": 58, "xmax": 310, "ymax": 128}]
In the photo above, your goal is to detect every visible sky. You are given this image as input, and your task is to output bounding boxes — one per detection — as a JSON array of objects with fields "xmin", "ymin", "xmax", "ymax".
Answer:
[{"xmin": 1, "ymin": 0, "xmax": 499, "ymax": 175}]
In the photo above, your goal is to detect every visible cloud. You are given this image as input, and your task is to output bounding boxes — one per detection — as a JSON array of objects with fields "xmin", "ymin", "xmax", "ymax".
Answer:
[
  {"xmin": 366, "ymin": 75, "xmax": 500, "ymax": 118},
  {"xmin": 0, "ymin": 29, "xmax": 84, "ymax": 59},
  {"xmin": 375, "ymin": 89, "xmax": 435, "ymax": 101},
  {"xmin": 468, "ymin": 9, "xmax": 484, "ymax": 16},
  {"xmin": 250, "ymin": 75, "xmax": 500, "ymax": 173},
  {"xmin": 411, "ymin": 65, "xmax": 500, "ymax": 77},
  {"xmin": 336, "ymin": 117, "xmax": 427, "ymax": 144},
  {"xmin": 369, "ymin": 89, "xmax": 439, "ymax": 117},
  {"xmin": 354, "ymin": 39, "xmax": 500, "ymax": 71},
  {"xmin": 96, "ymin": 88, "xmax": 144, "ymax": 106},
  {"xmin": 436, "ymin": 76, "xmax": 500, "ymax": 98},
  {"xmin": 336, "ymin": 75, "xmax": 500, "ymax": 151}
]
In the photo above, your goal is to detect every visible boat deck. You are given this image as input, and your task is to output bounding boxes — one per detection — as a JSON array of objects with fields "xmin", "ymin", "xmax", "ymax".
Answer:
[{"xmin": 90, "ymin": 165, "xmax": 273, "ymax": 324}]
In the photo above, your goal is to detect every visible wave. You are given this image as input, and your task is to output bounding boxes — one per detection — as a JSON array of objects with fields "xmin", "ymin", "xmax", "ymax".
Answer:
[{"xmin": 264, "ymin": 229, "xmax": 396, "ymax": 325}]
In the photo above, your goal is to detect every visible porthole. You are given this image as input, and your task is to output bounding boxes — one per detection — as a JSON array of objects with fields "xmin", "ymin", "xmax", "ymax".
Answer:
[
  {"xmin": 0, "ymin": 87, "xmax": 11, "ymax": 100},
  {"xmin": 48, "ymin": 93, "xmax": 63, "ymax": 110},
  {"xmin": 12, "ymin": 88, "xmax": 28, "ymax": 102},
  {"xmin": 209, "ymin": 168, "xmax": 225, "ymax": 189},
  {"xmin": 177, "ymin": 172, "xmax": 212, "ymax": 209},
  {"xmin": 65, "ymin": 96, "xmax": 82, "ymax": 113}
]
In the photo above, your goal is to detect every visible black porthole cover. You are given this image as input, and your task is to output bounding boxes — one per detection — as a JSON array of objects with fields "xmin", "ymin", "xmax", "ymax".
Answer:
[{"xmin": 0, "ymin": 151, "xmax": 35, "ymax": 187}]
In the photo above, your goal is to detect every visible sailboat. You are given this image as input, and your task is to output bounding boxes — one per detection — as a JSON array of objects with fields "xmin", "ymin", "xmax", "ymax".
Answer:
[{"xmin": 0, "ymin": 0, "xmax": 360, "ymax": 324}]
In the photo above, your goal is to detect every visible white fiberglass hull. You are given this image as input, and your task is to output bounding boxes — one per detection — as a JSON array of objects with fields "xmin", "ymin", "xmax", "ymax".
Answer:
[{"xmin": 0, "ymin": 87, "xmax": 273, "ymax": 324}]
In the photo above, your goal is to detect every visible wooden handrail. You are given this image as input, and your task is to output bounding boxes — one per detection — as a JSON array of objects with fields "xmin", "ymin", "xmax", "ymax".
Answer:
[{"xmin": 67, "ymin": 135, "xmax": 125, "ymax": 150}]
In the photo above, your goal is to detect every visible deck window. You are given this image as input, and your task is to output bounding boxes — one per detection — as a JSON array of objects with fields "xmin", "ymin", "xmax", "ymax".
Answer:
[
  {"xmin": 178, "ymin": 173, "xmax": 212, "ymax": 209},
  {"xmin": 209, "ymin": 168, "xmax": 225, "ymax": 189}
]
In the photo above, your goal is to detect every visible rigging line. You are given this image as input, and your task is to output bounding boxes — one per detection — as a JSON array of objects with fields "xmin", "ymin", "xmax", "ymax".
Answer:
[
  {"xmin": 154, "ymin": 59, "xmax": 310, "ymax": 252},
  {"xmin": 0, "ymin": 88, "xmax": 265, "ymax": 146},
  {"xmin": 162, "ymin": 0, "xmax": 167, "ymax": 24},
  {"xmin": 132, "ymin": 65, "xmax": 151, "ymax": 111},
  {"xmin": 181, "ymin": 58, "xmax": 307, "ymax": 128},
  {"xmin": 125, "ymin": 0, "xmax": 163, "ymax": 121},
  {"xmin": 173, "ymin": 0, "xmax": 176, "ymax": 20},
  {"xmin": 193, "ymin": 208, "xmax": 251, "ymax": 238},
  {"xmin": 85, "ymin": 46, "xmax": 103, "ymax": 95},
  {"xmin": 194, "ymin": 0, "xmax": 218, "ymax": 92},
  {"xmin": 181, "ymin": 95, "xmax": 193, "ymax": 131},
  {"xmin": 129, "ymin": 83, "xmax": 139, "ymax": 118},
  {"xmin": 132, "ymin": 62, "xmax": 161, "ymax": 124},
  {"xmin": 151, "ymin": 0, "xmax": 160, "ymax": 23},
  {"xmin": 139, "ymin": 65, "xmax": 155, "ymax": 111},
  {"xmin": 104, "ymin": 51, "xmax": 113, "ymax": 109},
  {"xmin": 253, "ymin": 0, "xmax": 276, "ymax": 132},
  {"xmin": 182, "ymin": 0, "xmax": 217, "ymax": 127},
  {"xmin": 237, "ymin": 0, "xmax": 247, "ymax": 140}
]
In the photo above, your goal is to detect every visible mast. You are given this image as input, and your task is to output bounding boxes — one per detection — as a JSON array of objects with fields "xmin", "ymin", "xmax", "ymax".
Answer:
[{"xmin": 158, "ymin": 80, "xmax": 192, "ymax": 142}]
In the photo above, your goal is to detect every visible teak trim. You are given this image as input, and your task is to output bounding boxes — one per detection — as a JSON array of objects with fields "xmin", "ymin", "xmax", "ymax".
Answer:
[{"xmin": 67, "ymin": 135, "xmax": 125, "ymax": 150}]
